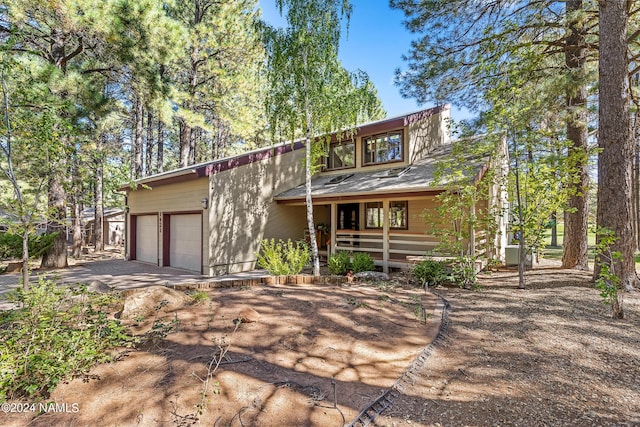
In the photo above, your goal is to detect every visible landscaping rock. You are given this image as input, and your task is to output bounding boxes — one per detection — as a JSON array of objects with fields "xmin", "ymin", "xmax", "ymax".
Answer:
[
  {"xmin": 87, "ymin": 280, "xmax": 112, "ymax": 293},
  {"xmin": 237, "ymin": 307, "xmax": 260, "ymax": 323},
  {"xmin": 120, "ymin": 286, "xmax": 190, "ymax": 319},
  {"xmin": 354, "ymin": 271, "xmax": 390, "ymax": 281},
  {"xmin": 5, "ymin": 261, "xmax": 22, "ymax": 273}
]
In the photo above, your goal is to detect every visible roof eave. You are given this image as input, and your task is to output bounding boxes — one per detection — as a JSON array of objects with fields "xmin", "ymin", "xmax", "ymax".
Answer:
[{"xmin": 275, "ymin": 186, "xmax": 450, "ymax": 204}]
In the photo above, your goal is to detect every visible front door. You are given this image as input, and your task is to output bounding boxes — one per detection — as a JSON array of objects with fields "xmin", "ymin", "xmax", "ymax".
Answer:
[{"xmin": 337, "ymin": 203, "xmax": 359, "ymax": 230}]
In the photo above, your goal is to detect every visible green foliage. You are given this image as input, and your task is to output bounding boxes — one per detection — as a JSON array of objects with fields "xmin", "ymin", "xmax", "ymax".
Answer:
[
  {"xmin": 0, "ymin": 232, "xmax": 59, "ymax": 260},
  {"xmin": 165, "ymin": 0, "xmax": 267, "ymax": 153},
  {"xmin": 391, "ymin": 0, "xmax": 598, "ymax": 114},
  {"xmin": 327, "ymin": 250, "xmax": 351, "ymax": 275},
  {"xmin": 148, "ymin": 318, "xmax": 179, "ymax": 340},
  {"xmin": 413, "ymin": 259, "xmax": 448, "ymax": 288},
  {"xmin": 0, "ymin": 279, "xmax": 133, "ymax": 401},
  {"xmin": 265, "ymin": 0, "xmax": 385, "ymax": 145},
  {"xmin": 421, "ymin": 136, "xmax": 505, "ymax": 258},
  {"xmin": 189, "ymin": 290, "xmax": 210, "ymax": 305},
  {"xmin": 593, "ymin": 227, "xmax": 624, "ymax": 318},
  {"xmin": 256, "ymin": 239, "xmax": 310, "ymax": 276},
  {"xmin": 392, "ymin": 0, "xmax": 596, "ymax": 271},
  {"xmin": 265, "ymin": 0, "xmax": 384, "ymax": 277},
  {"xmin": 351, "ymin": 252, "xmax": 375, "ymax": 273},
  {"xmin": 452, "ymin": 256, "xmax": 478, "ymax": 289}
]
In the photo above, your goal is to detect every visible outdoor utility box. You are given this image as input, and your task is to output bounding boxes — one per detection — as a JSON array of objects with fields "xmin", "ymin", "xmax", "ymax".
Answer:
[{"xmin": 505, "ymin": 245, "xmax": 533, "ymax": 267}]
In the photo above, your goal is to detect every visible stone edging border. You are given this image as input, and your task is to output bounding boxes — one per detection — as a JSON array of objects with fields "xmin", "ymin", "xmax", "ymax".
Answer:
[
  {"xmin": 347, "ymin": 292, "xmax": 451, "ymax": 427},
  {"xmin": 167, "ymin": 274, "xmax": 360, "ymax": 290}
]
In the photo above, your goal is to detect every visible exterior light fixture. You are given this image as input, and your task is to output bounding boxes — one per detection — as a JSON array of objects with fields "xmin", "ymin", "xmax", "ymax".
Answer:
[{"xmin": 201, "ymin": 198, "xmax": 208, "ymax": 210}]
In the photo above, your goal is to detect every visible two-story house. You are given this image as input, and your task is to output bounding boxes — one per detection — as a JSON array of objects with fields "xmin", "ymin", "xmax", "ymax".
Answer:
[{"xmin": 121, "ymin": 105, "xmax": 507, "ymax": 275}]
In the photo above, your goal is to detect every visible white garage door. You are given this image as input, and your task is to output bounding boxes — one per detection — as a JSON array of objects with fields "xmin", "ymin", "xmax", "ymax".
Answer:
[
  {"xmin": 136, "ymin": 215, "xmax": 158, "ymax": 264},
  {"xmin": 169, "ymin": 214, "xmax": 202, "ymax": 272}
]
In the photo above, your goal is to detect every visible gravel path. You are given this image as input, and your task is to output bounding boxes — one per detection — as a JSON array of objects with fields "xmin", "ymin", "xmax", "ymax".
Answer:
[{"xmin": 372, "ymin": 265, "xmax": 640, "ymax": 427}]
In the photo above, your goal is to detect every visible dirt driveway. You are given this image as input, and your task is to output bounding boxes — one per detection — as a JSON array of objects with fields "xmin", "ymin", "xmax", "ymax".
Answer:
[{"xmin": 0, "ymin": 252, "xmax": 263, "ymax": 309}]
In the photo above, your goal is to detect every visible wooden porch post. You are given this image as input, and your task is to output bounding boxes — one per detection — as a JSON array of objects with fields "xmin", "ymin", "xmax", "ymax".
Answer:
[
  {"xmin": 330, "ymin": 203, "xmax": 337, "ymax": 257},
  {"xmin": 469, "ymin": 203, "xmax": 476, "ymax": 257},
  {"xmin": 382, "ymin": 200, "xmax": 390, "ymax": 273}
]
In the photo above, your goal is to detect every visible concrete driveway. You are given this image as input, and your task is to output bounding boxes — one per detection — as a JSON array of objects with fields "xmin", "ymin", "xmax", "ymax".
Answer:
[{"xmin": 0, "ymin": 259, "xmax": 267, "ymax": 309}]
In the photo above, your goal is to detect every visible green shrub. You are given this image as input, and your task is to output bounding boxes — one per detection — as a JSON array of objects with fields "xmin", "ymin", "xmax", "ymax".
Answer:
[
  {"xmin": 189, "ymin": 290, "xmax": 210, "ymax": 305},
  {"xmin": 351, "ymin": 252, "xmax": 375, "ymax": 273},
  {"xmin": 0, "ymin": 232, "xmax": 59, "ymax": 259},
  {"xmin": 0, "ymin": 278, "xmax": 133, "ymax": 401},
  {"xmin": 328, "ymin": 251, "xmax": 351, "ymax": 275},
  {"xmin": 284, "ymin": 240, "xmax": 310, "ymax": 274},
  {"xmin": 413, "ymin": 259, "xmax": 448, "ymax": 288},
  {"xmin": 594, "ymin": 227, "xmax": 624, "ymax": 318},
  {"xmin": 256, "ymin": 239, "xmax": 310, "ymax": 275},
  {"xmin": 452, "ymin": 256, "xmax": 478, "ymax": 289}
]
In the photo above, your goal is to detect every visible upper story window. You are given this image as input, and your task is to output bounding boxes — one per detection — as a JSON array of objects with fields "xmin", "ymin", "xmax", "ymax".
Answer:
[
  {"xmin": 326, "ymin": 140, "xmax": 355, "ymax": 170},
  {"xmin": 363, "ymin": 131, "xmax": 403, "ymax": 166}
]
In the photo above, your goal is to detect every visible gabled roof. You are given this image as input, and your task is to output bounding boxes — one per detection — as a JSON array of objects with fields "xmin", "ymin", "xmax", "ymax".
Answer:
[
  {"xmin": 274, "ymin": 136, "xmax": 492, "ymax": 203},
  {"xmin": 119, "ymin": 105, "xmax": 450, "ymax": 191},
  {"xmin": 119, "ymin": 140, "xmax": 306, "ymax": 190}
]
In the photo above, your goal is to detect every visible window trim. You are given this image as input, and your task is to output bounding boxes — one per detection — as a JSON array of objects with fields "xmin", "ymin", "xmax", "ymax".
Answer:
[
  {"xmin": 364, "ymin": 200, "xmax": 409, "ymax": 230},
  {"xmin": 325, "ymin": 139, "xmax": 356, "ymax": 171},
  {"xmin": 365, "ymin": 201, "xmax": 384, "ymax": 229},
  {"xmin": 362, "ymin": 130, "xmax": 404, "ymax": 167},
  {"xmin": 389, "ymin": 200, "xmax": 408, "ymax": 230}
]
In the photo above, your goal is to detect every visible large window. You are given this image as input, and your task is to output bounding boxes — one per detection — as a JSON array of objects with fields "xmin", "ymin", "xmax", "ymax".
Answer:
[
  {"xmin": 363, "ymin": 131, "xmax": 403, "ymax": 165},
  {"xmin": 389, "ymin": 201, "xmax": 408, "ymax": 229},
  {"xmin": 365, "ymin": 202, "xmax": 383, "ymax": 228},
  {"xmin": 365, "ymin": 201, "xmax": 408, "ymax": 229},
  {"xmin": 326, "ymin": 140, "xmax": 355, "ymax": 170}
]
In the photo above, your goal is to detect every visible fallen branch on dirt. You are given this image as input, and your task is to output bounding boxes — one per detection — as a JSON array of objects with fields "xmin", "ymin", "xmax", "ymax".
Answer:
[
  {"xmin": 192, "ymin": 321, "xmax": 241, "ymax": 419},
  {"xmin": 187, "ymin": 353, "xmax": 253, "ymax": 365}
]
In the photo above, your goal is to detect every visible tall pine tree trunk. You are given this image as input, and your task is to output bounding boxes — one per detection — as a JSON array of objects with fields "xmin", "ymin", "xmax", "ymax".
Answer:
[
  {"xmin": 562, "ymin": 0, "xmax": 590, "ymax": 270},
  {"xmin": 631, "ymin": 127, "xmax": 640, "ymax": 250},
  {"xmin": 146, "ymin": 110, "xmax": 153, "ymax": 175},
  {"xmin": 157, "ymin": 120, "xmax": 164, "ymax": 173},
  {"xmin": 633, "ymin": 108, "xmax": 640, "ymax": 250},
  {"xmin": 180, "ymin": 29, "xmax": 200, "ymax": 168},
  {"xmin": 41, "ymin": 173, "xmax": 68, "ymax": 268},
  {"xmin": 71, "ymin": 200, "xmax": 83, "ymax": 258},
  {"xmin": 94, "ymin": 135, "xmax": 104, "ymax": 251},
  {"xmin": 597, "ymin": 0, "xmax": 638, "ymax": 308},
  {"xmin": 212, "ymin": 118, "xmax": 228, "ymax": 160},
  {"xmin": 132, "ymin": 97, "xmax": 144, "ymax": 179},
  {"xmin": 179, "ymin": 118, "xmax": 192, "ymax": 167},
  {"xmin": 511, "ymin": 134, "xmax": 526, "ymax": 289},
  {"xmin": 70, "ymin": 150, "xmax": 83, "ymax": 258}
]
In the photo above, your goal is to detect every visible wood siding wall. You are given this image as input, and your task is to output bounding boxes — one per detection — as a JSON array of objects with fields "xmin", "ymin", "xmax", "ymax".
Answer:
[
  {"xmin": 208, "ymin": 148, "xmax": 308, "ymax": 275},
  {"xmin": 408, "ymin": 107, "xmax": 451, "ymax": 163}
]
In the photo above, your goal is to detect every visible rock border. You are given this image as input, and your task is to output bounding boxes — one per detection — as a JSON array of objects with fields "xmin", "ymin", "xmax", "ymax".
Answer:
[
  {"xmin": 347, "ymin": 292, "xmax": 451, "ymax": 427},
  {"xmin": 166, "ymin": 274, "xmax": 360, "ymax": 290}
]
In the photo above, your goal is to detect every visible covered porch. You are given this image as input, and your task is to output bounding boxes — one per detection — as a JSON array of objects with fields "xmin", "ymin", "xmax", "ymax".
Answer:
[{"xmin": 285, "ymin": 196, "xmax": 488, "ymax": 273}]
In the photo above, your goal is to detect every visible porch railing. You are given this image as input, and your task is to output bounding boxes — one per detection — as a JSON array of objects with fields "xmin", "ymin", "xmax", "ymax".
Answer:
[
  {"xmin": 334, "ymin": 230, "xmax": 440, "ymax": 261},
  {"xmin": 334, "ymin": 229, "xmax": 490, "ymax": 269}
]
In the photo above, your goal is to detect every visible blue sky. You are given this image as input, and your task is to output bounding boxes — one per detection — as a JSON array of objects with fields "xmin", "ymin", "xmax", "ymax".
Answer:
[{"xmin": 258, "ymin": 0, "xmax": 470, "ymax": 120}]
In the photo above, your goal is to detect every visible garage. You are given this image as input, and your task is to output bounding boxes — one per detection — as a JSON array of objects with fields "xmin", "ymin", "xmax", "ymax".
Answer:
[
  {"xmin": 135, "ymin": 215, "xmax": 158, "ymax": 264},
  {"xmin": 168, "ymin": 214, "xmax": 202, "ymax": 272}
]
